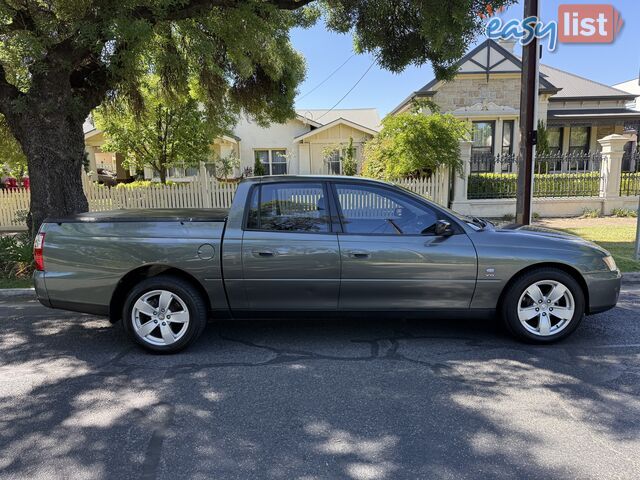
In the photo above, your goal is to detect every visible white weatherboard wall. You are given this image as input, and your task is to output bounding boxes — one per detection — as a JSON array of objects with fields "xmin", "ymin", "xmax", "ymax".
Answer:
[{"xmin": 233, "ymin": 116, "xmax": 311, "ymax": 174}]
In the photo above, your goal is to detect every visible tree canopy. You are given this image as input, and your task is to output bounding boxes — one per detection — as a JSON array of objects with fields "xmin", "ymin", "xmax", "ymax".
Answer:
[
  {"xmin": 94, "ymin": 75, "xmax": 221, "ymax": 183},
  {"xmin": 0, "ymin": 0, "xmax": 514, "ymax": 235},
  {"xmin": 362, "ymin": 108, "xmax": 469, "ymax": 180},
  {"xmin": 0, "ymin": 115, "xmax": 26, "ymax": 178}
]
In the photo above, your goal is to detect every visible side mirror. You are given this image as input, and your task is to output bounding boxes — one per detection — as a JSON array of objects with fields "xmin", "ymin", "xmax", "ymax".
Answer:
[{"xmin": 435, "ymin": 219, "xmax": 454, "ymax": 237}]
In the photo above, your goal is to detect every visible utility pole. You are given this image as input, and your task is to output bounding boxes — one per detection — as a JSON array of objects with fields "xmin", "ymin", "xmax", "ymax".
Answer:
[{"xmin": 515, "ymin": 0, "xmax": 540, "ymax": 225}]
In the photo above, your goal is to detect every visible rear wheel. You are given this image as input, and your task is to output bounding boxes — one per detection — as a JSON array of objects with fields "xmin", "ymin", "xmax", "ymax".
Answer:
[
  {"xmin": 122, "ymin": 276, "xmax": 207, "ymax": 353},
  {"xmin": 501, "ymin": 268, "xmax": 585, "ymax": 343}
]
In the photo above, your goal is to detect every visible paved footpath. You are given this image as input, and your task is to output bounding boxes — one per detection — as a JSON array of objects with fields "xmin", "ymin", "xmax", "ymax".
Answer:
[{"xmin": 0, "ymin": 287, "xmax": 639, "ymax": 480}]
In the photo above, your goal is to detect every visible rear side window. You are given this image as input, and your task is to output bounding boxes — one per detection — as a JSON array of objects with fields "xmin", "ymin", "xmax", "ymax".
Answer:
[{"xmin": 246, "ymin": 183, "xmax": 330, "ymax": 233}]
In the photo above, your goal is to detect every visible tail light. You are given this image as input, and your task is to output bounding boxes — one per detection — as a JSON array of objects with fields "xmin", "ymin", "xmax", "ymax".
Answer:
[{"xmin": 34, "ymin": 233, "xmax": 45, "ymax": 271}]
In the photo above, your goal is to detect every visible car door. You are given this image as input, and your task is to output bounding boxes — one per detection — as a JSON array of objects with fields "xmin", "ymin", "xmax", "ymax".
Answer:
[
  {"xmin": 332, "ymin": 181, "xmax": 478, "ymax": 311},
  {"xmin": 241, "ymin": 181, "xmax": 340, "ymax": 310}
]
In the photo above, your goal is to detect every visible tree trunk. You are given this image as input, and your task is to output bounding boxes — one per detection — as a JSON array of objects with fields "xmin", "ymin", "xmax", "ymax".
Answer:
[
  {"xmin": 159, "ymin": 168, "xmax": 167, "ymax": 184},
  {"xmin": 12, "ymin": 110, "xmax": 89, "ymax": 237}
]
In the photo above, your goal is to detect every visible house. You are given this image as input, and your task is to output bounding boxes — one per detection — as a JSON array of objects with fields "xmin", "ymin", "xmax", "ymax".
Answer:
[
  {"xmin": 613, "ymin": 78, "xmax": 640, "ymax": 112},
  {"xmin": 389, "ymin": 39, "xmax": 640, "ymax": 166},
  {"xmin": 84, "ymin": 108, "xmax": 380, "ymax": 181}
]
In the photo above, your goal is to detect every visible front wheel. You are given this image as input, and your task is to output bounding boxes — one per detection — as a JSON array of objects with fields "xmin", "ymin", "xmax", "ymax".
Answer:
[
  {"xmin": 501, "ymin": 268, "xmax": 585, "ymax": 343},
  {"xmin": 122, "ymin": 276, "xmax": 208, "ymax": 353}
]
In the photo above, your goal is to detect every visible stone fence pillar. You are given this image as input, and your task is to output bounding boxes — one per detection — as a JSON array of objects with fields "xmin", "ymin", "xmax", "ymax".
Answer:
[
  {"xmin": 452, "ymin": 140, "xmax": 472, "ymax": 205},
  {"xmin": 598, "ymin": 134, "xmax": 627, "ymax": 199}
]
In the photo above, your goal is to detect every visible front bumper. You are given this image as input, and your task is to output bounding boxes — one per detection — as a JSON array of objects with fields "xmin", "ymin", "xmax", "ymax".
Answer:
[
  {"xmin": 585, "ymin": 270, "xmax": 621, "ymax": 314},
  {"xmin": 33, "ymin": 271, "xmax": 51, "ymax": 308}
]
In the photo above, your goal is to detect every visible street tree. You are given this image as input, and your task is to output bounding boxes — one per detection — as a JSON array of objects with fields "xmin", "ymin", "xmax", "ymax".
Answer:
[
  {"xmin": 0, "ymin": 0, "xmax": 513, "ymax": 235},
  {"xmin": 94, "ymin": 75, "xmax": 220, "ymax": 183},
  {"xmin": 362, "ymin": 108, "xmax": 469, "ymax": 180}
]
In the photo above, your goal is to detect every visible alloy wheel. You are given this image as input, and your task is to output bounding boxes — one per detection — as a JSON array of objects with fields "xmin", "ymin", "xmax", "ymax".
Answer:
[
  {"xmin": 131, "ymin": 289, "xmax": 190, "ymax": 346},
  {"xmin": 517, "ymin": 280, "xmax": 575, "ymax": 337}
]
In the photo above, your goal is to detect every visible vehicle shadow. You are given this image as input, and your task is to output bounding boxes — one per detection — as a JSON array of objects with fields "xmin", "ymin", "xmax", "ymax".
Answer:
[{"xmin": 0, "ymin": 298, "xmax": 638, "ymax": 479}]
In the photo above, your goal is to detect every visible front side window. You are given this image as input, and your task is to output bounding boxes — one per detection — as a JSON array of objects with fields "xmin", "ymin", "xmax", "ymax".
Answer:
[
  {"xmin": 254, "ymin": 149, "xmax": 288, "ymax": 175},
  {"xmin": 335, "ymin": 184, "xmax": 439, "ymax": 235},
  {"xmin": 246, "ymin": 183, "xmax": 329, "ymax": 233}
]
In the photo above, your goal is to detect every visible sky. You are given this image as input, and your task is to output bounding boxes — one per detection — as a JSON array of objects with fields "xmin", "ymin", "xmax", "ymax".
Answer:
[{"xmin": 291, "ymin": 0, "xmax": 640, "ymax": 116}]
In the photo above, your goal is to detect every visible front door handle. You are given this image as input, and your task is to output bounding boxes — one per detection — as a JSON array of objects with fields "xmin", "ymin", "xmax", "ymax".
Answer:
[
  {"xmin": 252, "ymin": 249, "xmax": 275, "ymax": 258},
  {"xmin": 348, "ymin": 251, "xmax": 371, "ymax": 259}
]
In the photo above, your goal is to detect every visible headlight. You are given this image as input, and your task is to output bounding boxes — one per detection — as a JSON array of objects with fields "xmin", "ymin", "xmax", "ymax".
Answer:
[{"xmin": 603, "ymin": 255, "xmax": 617, "ymax": 272}]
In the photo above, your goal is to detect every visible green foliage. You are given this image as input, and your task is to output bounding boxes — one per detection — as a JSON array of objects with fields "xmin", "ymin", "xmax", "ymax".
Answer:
[
  {"xmin": 620, "ymin": 172, "xmax": 640, "ymax": 196},
  {"xmin": 94, "ymin": 75, "xmax": 219, "ymax": 183},
  {"xmin": 536, "ymin": 120, "xmax": 550, "ymax": 155},
  {"xmin": 211, "ymin": 151, "xmax": 241, "ymax": 179},
  {"xmin": 0, "ymin": 116, "xmax": 27, "ymax": 177},
  {"xmin": 468, "ymin": 172, "xmax": 602, "ymax": 199},
  {"xmin": 253, "ymin": 157, "xmax": 266, "ymax": 176},
  {"xmin": 323, "ymin": 0, "xmax": 515, "ymax": 78},
  {"xmin": 342, "ymin": 138, "xmax": 357, "ymax": 176},
  {"xmin": 0, "ymin": 233, "xmax": 33, "ymax": 280},
  {"xmin": 582, "ymin": 208, "xmax": 601, "ymax": 218},
  {"xmin": 611, "ymin": 208, "xmax": 638, "ymax": 218},
  {"xmin": 362, "ymin": 112, "xmax": 469, "ymax": 180},
  {"xmin": 115, "ymin": 180, "xmax": 178, "ymax": 189},
  {"xmin": 322, "ymin": 137, "xmax": 357, "ymax": 176}
]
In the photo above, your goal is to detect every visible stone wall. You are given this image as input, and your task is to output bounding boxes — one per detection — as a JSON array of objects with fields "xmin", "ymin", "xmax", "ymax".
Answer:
[{"xmin": 432, "ymin": 76, "xmax": 521, "ymax": 113}]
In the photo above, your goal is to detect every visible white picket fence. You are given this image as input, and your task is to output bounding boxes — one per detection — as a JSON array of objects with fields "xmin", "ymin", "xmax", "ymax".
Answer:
[{"xmin": 0, "ymin": 170, "xmax": 450, "ymax": 231}]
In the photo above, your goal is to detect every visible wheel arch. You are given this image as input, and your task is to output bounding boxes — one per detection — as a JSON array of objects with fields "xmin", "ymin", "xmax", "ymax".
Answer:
[
  {"xmin": 109, "ymin": 264, "xmax": 210, "ymax": 323},
  {"xmin": 498, "ymin": 262, "xmax": 590, "ymax": 313}
]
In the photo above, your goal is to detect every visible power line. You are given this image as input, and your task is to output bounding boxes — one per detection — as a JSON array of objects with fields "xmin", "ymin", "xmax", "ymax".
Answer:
[
  {"xmin": 315, "ymin": 60, "xmax": 376, "ymax": 121},
  {"xmin": 297, "ymin": 54, "xmax": 355, "ymax": 100}
]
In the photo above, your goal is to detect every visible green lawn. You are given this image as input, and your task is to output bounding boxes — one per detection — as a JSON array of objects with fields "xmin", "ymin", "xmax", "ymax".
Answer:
[
  {"xmin": 0, "ymin": 277, "xmax": 32, "ymax": 289},
  {"xmin": 559, "ymin": 225, "xmax": 640, "ymax": 273}
]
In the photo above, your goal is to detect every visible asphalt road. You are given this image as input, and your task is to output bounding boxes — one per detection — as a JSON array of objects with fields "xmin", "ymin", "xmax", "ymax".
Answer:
[{"xmin": 0, "ymin": 288, "xmax": 639, "ymax": 480}]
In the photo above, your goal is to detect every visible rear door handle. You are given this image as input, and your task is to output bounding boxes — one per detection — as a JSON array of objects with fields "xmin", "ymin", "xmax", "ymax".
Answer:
[
  {"xmin": 252, "ymin": 249, "xmax": 275, "ymax": 258},
  {"xmin": 348, "ymin": 251, "xmax": 370, "ymax": 259}
]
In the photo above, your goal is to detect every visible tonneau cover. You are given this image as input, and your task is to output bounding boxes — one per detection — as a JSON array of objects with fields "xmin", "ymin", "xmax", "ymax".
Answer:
[{"xmin": 45, "ymin": 208, "xmax": 229, "ymax": 223}]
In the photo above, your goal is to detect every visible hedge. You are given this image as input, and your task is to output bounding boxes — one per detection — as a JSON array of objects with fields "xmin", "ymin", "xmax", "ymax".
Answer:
[
  {"xmin": 468, "ymin": 172, "xmax": 602, "ymax": 199},
  {"xmin": 620, "ymin": 172, "xmax": 640, "ymax": 196}
]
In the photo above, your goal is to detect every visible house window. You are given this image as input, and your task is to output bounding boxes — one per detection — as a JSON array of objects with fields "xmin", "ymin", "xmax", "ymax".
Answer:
[
  {"xmin": 500, "ymin": 120, "xmax": 515, "ymax": 172},
  {"xmin": 246, "ymin": 182, "xmax": 329, "ymax": 233},
  {"xmin": 254, "ymin": 149, "xmax": 287, "ymax": 175},
  {"xmin": 547, "ymin": 127, "xmax": 563, "ymax": 154},
  {"xmin": 471, "ymin": 121, "xmax": 495, "ymax": 172},
  {"xmin": 568, "ymin": 126, "xmax": 590, "ymax": 154},
  {"xmin": 326, "ymin": 150, "xmax": 341, "ymax": 175},
  {"xmin": 501, "ymin": 121, "xmax": 514, "ymax": 155}
]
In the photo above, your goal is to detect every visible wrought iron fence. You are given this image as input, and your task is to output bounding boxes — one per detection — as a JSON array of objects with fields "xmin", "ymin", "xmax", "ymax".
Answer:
[{"xmin": 468, "ymin": 152, "xmax": 604, "ymax": 199}]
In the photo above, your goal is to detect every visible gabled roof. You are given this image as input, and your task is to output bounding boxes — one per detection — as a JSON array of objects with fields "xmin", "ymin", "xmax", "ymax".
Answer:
[
  {"xmin": 295, "ymin": 108, "xmax": 380, "ymax": 131},
  {"xmin": 389, "ymin": 39, "xmax": 558, "ymax": 116},
  {"xmin": 294, "ymin": 117, "xmax": 379, "ymax": 141},
  {"xmin": 540, "ymin": 65, "xmax": 634, "ymax": 100},
  {"xmin": 389, "ymin": 39, "xmax": 635, "ymax": 116}
]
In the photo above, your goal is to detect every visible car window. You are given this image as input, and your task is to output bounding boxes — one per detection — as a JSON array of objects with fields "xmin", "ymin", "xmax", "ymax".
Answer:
[
  {"xmin": 246, "ymin": 183, "xmax": 330, "ymax": 233},
  {"xmin": 335, "ymin": 183, "xmax": 439, "ymax": 235}
]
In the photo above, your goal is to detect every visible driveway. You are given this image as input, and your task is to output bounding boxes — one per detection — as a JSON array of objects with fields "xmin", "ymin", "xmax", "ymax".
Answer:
[{"xmin": 0, "ymin": 287, "xmax": 639, "ymax": 480}]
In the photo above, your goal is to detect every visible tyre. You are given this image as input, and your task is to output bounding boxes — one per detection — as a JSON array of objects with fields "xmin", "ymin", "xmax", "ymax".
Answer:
[
  {"xmin": 501, "ymin": 268, "xmax": 585, "ymax": 343},
  {"xmin": 122, "ymin": 275, "xmax": 208, "ymax": 353}
]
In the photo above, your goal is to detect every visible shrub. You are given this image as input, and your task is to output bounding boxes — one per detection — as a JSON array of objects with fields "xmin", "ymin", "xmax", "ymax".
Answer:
[
  {"xmin": 468, "ymin": 172, "xmax": 601, "ymax": 199},
  {"xmin": 582, "ymin": 207, "xmax": 601, "ymax": 218},
  {"xmin": 116, "ymin": 180, "xmax": 177, "ymax": 189},
  {"xmin": 0, "ymin": 233, "xmax": 33, "ymax": 279},
  {"xmin": 611, "ymin": 208, "xmax": 638, "ymax": 218}
]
